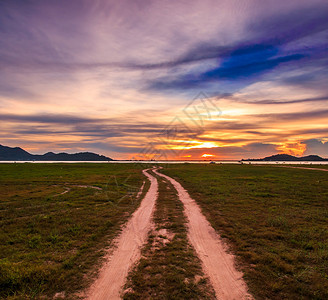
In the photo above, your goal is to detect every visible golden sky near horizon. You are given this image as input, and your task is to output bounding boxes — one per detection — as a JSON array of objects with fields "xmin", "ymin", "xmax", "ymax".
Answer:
[{"xmin": 1, "ymin": 0, "xmax": 328, "ymax": 159}]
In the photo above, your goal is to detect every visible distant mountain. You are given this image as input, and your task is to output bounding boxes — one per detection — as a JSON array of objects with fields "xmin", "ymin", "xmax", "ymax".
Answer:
[
  {"xmin": 0, "ymin": 144, "xmax": 113, "ymax": 161},
  {"xmin": 298, "ymin": 155, "xmax": 326, "ymax": 161},
  {"xmin": 242, "ymin": 153, "xmax": 328, "ymax": 161}
]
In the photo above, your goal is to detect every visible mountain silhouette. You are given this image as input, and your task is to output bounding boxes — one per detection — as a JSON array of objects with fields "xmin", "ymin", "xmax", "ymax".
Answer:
[
  {"xmin": 0, "ymin": 144, "xmax": 113, "ymax": 161},
  {"xmin": 242, "ymin": 153, "xmax": 328, "ymax": 161}
]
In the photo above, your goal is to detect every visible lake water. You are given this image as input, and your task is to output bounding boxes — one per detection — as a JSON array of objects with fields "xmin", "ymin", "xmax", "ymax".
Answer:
[{"xmin": 1, "ymin": 160, "xmax": 328, "ymax": 165}]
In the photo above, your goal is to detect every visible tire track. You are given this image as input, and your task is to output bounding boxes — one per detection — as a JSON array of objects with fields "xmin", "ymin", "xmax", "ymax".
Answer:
[
  {"xmin": 154, "ymin": 168, "xmax": 253, "ymax": 300},
  {"xmin": 86, "ymin": 169, "xmax": 158, "ymax": 300}
]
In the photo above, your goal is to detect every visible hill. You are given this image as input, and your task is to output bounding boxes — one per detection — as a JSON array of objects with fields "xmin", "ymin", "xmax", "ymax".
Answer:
[
  {"xmin": 242, "ymin": 153, "xmax": 328, "ymax": 161},
  {"xmin": 0, "ymin": 144, "xmax": 113, "ymax": 161}
]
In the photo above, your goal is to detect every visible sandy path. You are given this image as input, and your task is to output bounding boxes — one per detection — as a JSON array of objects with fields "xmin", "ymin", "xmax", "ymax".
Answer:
[
  {"xmin": 279, "ymin": 166, "xmax": 328, "ymax": 172},
  {"xmin": 154, "ymin": 169, "xmax": 252, "ymax": 300},
  {"xmin": 86, "ymin": 169, "xmax": 158, "ymax": 300}
]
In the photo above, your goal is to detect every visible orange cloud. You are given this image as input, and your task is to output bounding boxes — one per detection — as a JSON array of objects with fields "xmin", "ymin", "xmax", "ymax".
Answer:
[{"xmin": 277, "ymin": 142, "xmax": 307, "ymax": 156}]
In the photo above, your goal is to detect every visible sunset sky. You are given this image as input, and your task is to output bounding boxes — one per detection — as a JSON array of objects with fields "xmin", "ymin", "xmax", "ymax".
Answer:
[{"xmin": 1, "ymin": 0, "xmax": 328, "ymax": 160}]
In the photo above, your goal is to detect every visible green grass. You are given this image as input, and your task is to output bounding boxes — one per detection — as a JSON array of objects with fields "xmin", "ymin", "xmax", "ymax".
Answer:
[
  {"xmin": 3, "ymin": 163, "xmax": 327, "ymax": 299},
  {"xmin": 123, "ymin": 172, "xmax": 215, "ymax": 299},
  {"xmin": 162, "ymin": 164, "xmax": 328, "ymax": 300},
  {"xmin": 0, "ymin": 163, "xmax": 146, "ymax": 299}
]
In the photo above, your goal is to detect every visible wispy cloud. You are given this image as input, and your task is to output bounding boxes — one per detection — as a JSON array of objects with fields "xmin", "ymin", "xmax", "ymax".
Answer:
[{"xmin": 0, "ymin": 0, "xmax": 327, "ymax": 158}]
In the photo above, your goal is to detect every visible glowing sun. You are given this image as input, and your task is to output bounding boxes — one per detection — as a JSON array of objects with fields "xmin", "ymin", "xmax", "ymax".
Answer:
[{"xmin": 201, "ymin": 153, "xmax": 215, "ymax": 158}]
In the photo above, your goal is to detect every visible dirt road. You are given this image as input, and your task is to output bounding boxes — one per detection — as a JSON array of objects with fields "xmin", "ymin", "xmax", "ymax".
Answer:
[
  {"xmin": 87, "ymin": 168, "xmax": 252, "ymax": 299},
  {"xmin": 279, "ymin": 166, "xmax": 328, "ymax": 172},
  {"xmin": 86, "ymin": 169, "xmax": 158, "ymax": 300},
  {"xmin": 154, "ymin": 169, "xmax": 252, "ymax": 300}
]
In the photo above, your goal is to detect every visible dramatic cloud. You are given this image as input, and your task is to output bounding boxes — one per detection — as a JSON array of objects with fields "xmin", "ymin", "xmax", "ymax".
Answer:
[
  {"xmin": 302, "ymin": 139, "xmax": 328, "ymax": 157},
  {"xmin": 0, "ymin": 0, "xmax": 327, "ymax": 159}
]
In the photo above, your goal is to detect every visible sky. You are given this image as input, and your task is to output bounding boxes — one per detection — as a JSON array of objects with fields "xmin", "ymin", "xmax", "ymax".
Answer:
[{"xmin": 1, "ymin": 0, "xmax": 328, "ymax": 160}]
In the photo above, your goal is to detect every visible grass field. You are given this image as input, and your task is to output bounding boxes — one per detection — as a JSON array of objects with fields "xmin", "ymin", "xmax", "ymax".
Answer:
[
  {"xmin": 2, "ymin": 163, "xmax": 328, "ymax": 299},
  {"xmin": 0, "ymin": 163, "xmax": 146, "ymax": 299},
  {"xmin": 163, "ymin": 164, "xmax": 328, "ymax": 299}
]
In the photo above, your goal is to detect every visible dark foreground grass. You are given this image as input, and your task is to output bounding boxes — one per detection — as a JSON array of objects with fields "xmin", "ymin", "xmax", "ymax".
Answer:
[
  {"xmin": 163, "ymin": 164, "xmax": 328, "ymax": 300},
  {"xmin": 123, "ymin": 172, "xmax": 215, "ymax": 299},
  {"xmin": 0, "ymin": 163, "xmax": 146, "ymax": 299}
]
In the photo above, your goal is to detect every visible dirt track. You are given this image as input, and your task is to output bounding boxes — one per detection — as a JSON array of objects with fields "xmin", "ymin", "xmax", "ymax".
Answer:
[
  {"xmin": 86, "ymin": 169, "xmax": 158, "ymax": 300},
  {"xmin": 87, "ymin": 168, "xmax": 252, "ymax": 299},
  {"xmin": 279, "ymin": 166, "xmax": 328, "ymax": 171},
  {"xmin": 154, "ymin": 169, "xmax": 252, "ymax": 300}
]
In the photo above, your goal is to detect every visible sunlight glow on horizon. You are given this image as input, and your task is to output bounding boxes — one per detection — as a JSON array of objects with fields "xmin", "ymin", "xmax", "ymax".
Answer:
[
  {"xmin": 0, "ymin": 0, "xmax": 327, "ymax": 159},
  {"xmin": 201, "ymin": 153, "xmax": 215, "ymax": 158}
]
